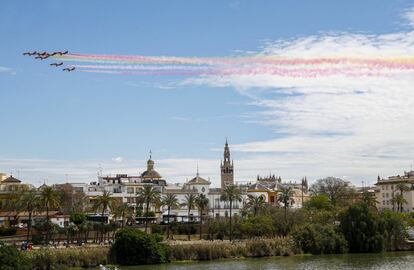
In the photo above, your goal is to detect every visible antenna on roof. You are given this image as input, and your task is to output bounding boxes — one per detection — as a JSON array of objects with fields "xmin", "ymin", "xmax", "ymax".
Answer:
[{"xmin": 196, "ymin": 162, "xmax": 199, "ymax": 177}]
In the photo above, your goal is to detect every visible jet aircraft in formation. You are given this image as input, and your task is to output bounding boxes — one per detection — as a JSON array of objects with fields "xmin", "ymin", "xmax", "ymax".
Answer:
[
  {"xmin": 23, "ymin": 50, "xmax": 74, "ymax": 72},
  {"xmin": 62, "ymin": 67, "xmax": 75, "ymax": 72}
]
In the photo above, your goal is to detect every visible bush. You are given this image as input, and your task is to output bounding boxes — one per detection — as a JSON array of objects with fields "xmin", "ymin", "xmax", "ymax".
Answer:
[
  {"xmin": 0, "ymin": 241, "xmax": 30, "ymax": 270},
  {"xmin": 0, "ymin": 227, "xmax": 17, "ymax": 236},
  {"xmin": 240, "ymin": 216, "xmax": 275, "ymax": 238},
  {"xmin": 292, "ymin": 223, "xmax": 348, "ymax": 254},
  {"xmin": 110, "ymin": 228, "xmax": 170, "ymax": 265}
]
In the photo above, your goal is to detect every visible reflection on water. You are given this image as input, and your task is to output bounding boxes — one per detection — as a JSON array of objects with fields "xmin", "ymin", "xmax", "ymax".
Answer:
[{"xmin": 122, "ymin": 252, "xmax": 414, "ymax": 270}]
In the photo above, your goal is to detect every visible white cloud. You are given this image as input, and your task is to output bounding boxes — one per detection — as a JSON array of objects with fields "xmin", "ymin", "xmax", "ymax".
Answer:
[
  {"xmin": 405, "ymin": 8, "xmax": 414, "ymax": 28},
  {"xmin": 3, "ymin": 9, "xmax": 414, "ymax": 188},
  {"xmin": 0, "ymin": 66, "xmax": 16, "ymax": 75},
  {"xmin": 111, "ymin": 157, "xmax": 124, "ymax": 163},
  {"xmin": 182, "ymin": 9, "xmax": 414, "ymax": 184}
]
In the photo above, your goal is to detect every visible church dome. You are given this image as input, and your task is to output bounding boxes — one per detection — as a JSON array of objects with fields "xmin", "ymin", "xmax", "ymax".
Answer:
[
  {"xmin": 141, "ymin": 169, "xmax": 162, "ymax": 179},
  {"xmin": 141, "ymin": 154, "xmax": 162, "ymax": 180}
]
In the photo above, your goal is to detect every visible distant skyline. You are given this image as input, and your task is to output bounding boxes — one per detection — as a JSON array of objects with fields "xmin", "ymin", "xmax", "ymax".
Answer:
[{"xmin": 1, "ymin": 1, "xmax": 414, "ymax": 187}]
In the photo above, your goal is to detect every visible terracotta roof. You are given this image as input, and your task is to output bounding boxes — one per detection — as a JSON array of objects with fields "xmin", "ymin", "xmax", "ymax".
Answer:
[
  {"xmin": 1, "ymin": 176, "xmax": 21, "ymax": 183},
  {"xmin": 187, "ymin": 175, "xmax": 210, "ymax": 185}
]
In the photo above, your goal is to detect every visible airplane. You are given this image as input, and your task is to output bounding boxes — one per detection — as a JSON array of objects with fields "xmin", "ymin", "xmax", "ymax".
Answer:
[
  {"xmin": 35, "ymin": 55, "xmax": 50, "ymax": 60},
  {"xmin": 50, "ymin": 62, "xmax": 63, "ymax": 67},
  {"xmin": 62, "ymin": 67, "xmax": 75, "ymax": 72},
  {"xmin": 22, "ymin": 51, "xmax": 37, "ymax": 56},
  {"xmin": 51, "ymin": 50, "xmax": 69, "ymax": 56},
  {"xmin": 37, "ymin": 51, "xmax": 49, "ymax": 56}
]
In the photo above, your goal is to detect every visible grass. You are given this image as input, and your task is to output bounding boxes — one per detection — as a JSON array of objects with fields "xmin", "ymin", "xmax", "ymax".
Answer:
[
  {"xmin": 169, "ymin": 237, "xmax": 297, "ymax": 261},
  {"xmin": 23, "ymin": 247, "xmax": 109, "ymax": 269}
]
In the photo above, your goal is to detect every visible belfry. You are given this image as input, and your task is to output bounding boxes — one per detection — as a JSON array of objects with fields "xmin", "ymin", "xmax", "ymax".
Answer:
[{"xmin": 220, "ymin": 139, "xmax": 234, "ymax": 189}]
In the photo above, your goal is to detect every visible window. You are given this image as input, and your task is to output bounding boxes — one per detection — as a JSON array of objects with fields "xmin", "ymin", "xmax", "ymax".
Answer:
[{"xmin": 127, "ymin": 187, "xmax": 134, "ymax": 194}]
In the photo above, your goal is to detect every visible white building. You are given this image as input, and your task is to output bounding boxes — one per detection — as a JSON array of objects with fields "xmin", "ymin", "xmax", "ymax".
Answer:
[{"xmin": 375, "ymin": 170, "xmax": 414, "ymax": 212}]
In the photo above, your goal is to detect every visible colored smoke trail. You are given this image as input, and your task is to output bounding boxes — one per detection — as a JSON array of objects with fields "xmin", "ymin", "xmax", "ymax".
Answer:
[{"xmin": 52, "ymin": 53, "xmax": 414, "ymax": 77}]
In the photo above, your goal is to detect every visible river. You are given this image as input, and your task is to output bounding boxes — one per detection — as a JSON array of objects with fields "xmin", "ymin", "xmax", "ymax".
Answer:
[{"xmin": 121, "ymin": 252, "xmax": 414, "ymax": 270}]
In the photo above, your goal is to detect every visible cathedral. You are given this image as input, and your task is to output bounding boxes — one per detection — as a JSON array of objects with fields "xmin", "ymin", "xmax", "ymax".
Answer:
[{"xmin": 220, "ymin": 139, "xmax": 234, "ymax": 189}]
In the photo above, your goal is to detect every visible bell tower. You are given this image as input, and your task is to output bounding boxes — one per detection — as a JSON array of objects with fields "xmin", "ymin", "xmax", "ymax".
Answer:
[{"xmin": 221, "ymin": 139, "xmax": 234, "ymax": 189}]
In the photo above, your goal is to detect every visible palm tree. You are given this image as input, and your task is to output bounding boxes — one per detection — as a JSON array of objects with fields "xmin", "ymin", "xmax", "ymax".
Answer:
[
  {"xmin": 161, "ymin": 193, "xmax": 179, "ymax": 240},
  {"xmin": 92, "ymin": 190, "xmax": 116, "ymax": 242},
  {"xmin": 220, "ymin": 185, "xmax": 242, "ymax": 241},
  {"xmin": 362, "ymin": 192, "xmax": 378, "ymax": 209},
  {"xmin": 113, "ymin": 202, "xmax": 132, "ymax": 229},
  {"xmin": 39, "ymin": 186, "xmax": 60, "ymax": 245},
  {"xmin": 195, "ymin": 194, "xmax": 209, "ymax": 240},
  {"xmin": 246, "ymin": 194, "xmax": 266, "ymax": 216},
  {"xmin": 18, "ymin": 189, "xmax": 40, "ymax": 242},
  {"xmin": 277, "ymin": 185, "xmax": 295, "ymax": 219},
  {"xmin": 136, "ymin": 186, "xmax": 160, "ymax": 233},
  {"xmin": 183, "ymin": 193, "xmax": 197, "ymax": 241},
  {"xmin": 396, "ymin": 183, "xmax": 409, "ymax": 212},
  {"xmin": 392, "ymin": 193, "xmax": 408, "ymax": 213}
]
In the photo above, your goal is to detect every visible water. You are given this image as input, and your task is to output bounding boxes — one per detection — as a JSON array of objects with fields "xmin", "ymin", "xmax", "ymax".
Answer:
[{"xmin": 122, "ymin": 252, "xmax": 414, "ymax": 270}]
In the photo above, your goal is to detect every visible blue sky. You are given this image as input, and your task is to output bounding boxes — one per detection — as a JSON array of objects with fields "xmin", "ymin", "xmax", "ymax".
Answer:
[{"xmin": 1, "ymin": 1, "xmax": 414, "ymax": 186}]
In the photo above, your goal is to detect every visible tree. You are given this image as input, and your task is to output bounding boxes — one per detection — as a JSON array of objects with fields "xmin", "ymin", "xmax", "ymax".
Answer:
[
  {"xmin": 113, "ymin": 202, "xmax": 133, "ymax": 229},
  {"xmin": 195, "ymin": 194, "xmax": 209, "ymax": 240},
  {"xmin": 17, "ymin": 189, "xmax": 40, "ymax": 242},
  {"xmin": 183, "ymin": 193, "xmax": 197, "ymax": 241},
  {"xmin": 395, "ymin": 183, "xmax": 409, "ymax": 212},
  {"xmin": 311, "ymin": 177, "xmax": 353, "ymax": 206},
  {"xmin": 277, "ymin": 185, "xmax": 295, "ymax": 219},
  {"xmin": 39, "ymin": 186, "xmax": 60, "ymax": 245},
  {"xmin": 340, "ymin": 203, "xmax": 385, "ymax": 253},
  {"xmin": 137, "ymin": 186, "xmax": 161, "ymax": 233},
  {"xmin": 161, "ymin": 193, "xmax": 179, "ymax": 240},
  {"xmin": 69, "ymin": 211, "xmax": 86, "ymax": 243},
  {"xmin": 361, "ymin": 192, "xmax": 379, "ymax": 210},
  {"xmin": 393, "ymin": 194, "xmax": 407, "ymax": 213},
  {"xmin": 246, "ymin": 194, "xmax": 266, "ymax": 216},
  {"xmin": 220, "ymin": 185, "xmax": 242, "ymax": 241},
  {"xmin": 304, "ymin": 194, "xmax": 332, "ymax": 210},
  {"xmin": 92, "ymin": 190, "xmax": 116, "ymax": 242}
]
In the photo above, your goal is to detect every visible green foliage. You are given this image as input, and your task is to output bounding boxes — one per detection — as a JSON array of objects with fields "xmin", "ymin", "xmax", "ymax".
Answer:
[
  {"xmin": 240, "ymin": 215, "xmax": 275, "ymax": 238},
  {"xmin": 0, "ymin": 241, "xmax": 30, "ymax": 270},
  {"xmin": 304, "ymin": 194, "xmax": 332, "ymax": 210},
  {"xmin": 340, "ymin": 203, "xmax": 385, "ymax": 253},
  {"xmin": 70, "ymin": 212, "xmax": 87, "ymax": 226},
  {"xmin": 292, "ymin": 223, "xmax": 348, "ymax": 254},
  {"xmin": 110, "ymin": 228, "xmax": 170, "ymax": 265},
  {"xmin": 381, "ymin": 210, "xmax": 408, "ymax": 251}
]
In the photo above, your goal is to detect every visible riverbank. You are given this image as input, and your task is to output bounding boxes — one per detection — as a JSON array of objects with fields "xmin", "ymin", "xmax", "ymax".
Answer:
[{"xmin": 21, "ymin": 237, "xmax": 297, "ymax": 269}]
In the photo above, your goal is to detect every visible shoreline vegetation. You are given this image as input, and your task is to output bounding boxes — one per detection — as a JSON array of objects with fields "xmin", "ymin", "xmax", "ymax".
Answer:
[
  {"xmin": 2, "ymin": 178, "xmax": 414, "ymax": 269},
  {"xmin": 10, "ymin": 236, "xmax": 414, "ymax": 269}
]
